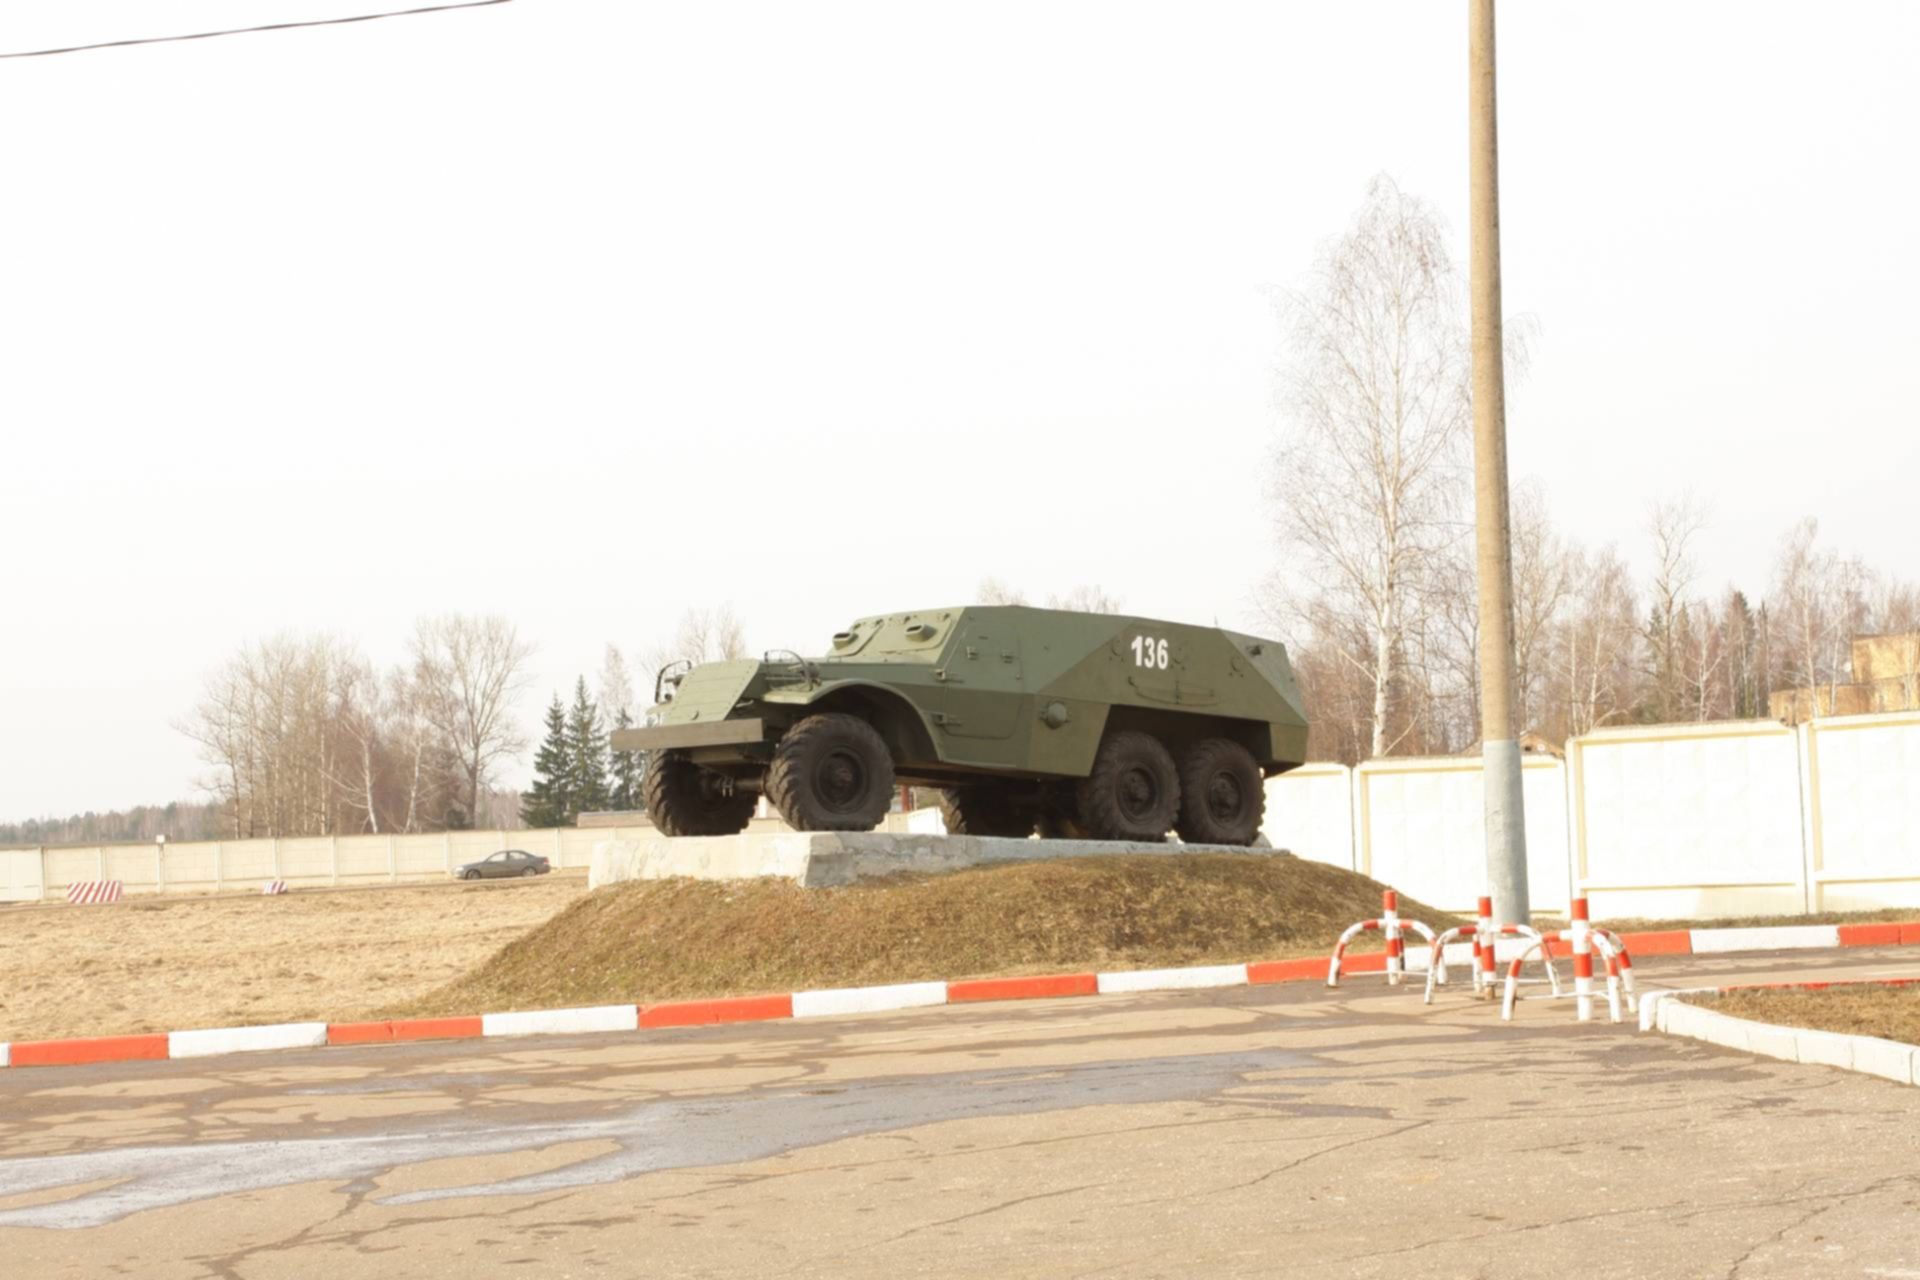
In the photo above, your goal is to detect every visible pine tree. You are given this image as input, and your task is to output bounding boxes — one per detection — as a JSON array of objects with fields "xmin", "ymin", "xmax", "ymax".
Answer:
[
  {"xmin": 607, "ymin": 706, "xmax": 643, "ymax": 810},
  {"xmin": 520, "ymin": 695, "xmax": 571, "ymax": 828},
  {"xmin": 565, "ymin": 677, "xmax": 610, "ymax": 819}
]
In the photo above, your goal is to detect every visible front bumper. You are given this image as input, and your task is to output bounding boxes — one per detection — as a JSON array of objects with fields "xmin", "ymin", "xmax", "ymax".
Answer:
[{"xmin": 610, "ymin": 718, "xmax": 768, "ymax": 753}]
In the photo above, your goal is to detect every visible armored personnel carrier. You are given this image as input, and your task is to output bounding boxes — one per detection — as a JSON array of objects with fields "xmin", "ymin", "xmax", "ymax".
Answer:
[{"xmin": 612, "ymin": 606, "xmax": 1309, "ymax": 845}]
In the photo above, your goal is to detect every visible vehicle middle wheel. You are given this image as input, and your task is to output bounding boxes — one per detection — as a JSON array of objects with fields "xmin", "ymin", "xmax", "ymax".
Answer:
[
  {"xmin": 644, "ymin": 749, "xmax": 757, "ymax": 837},
  {"xmin": 1074, "ymin": 729, "xmax": 1179, "ymax": 842},
  {"xmin": 766, "ymin": 712, "xmax": 895, "ymax": 831},
  {"xmin": 1173, "ymin": 738, "xmax": 1266, "ymax": 846},
  {"xmin": 938, "ymin": 784, "xmax": 1037, "ymax": 838}
]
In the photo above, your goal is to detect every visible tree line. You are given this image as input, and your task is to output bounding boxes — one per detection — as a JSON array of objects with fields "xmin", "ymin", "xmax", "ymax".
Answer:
[
  {"xmin": 1269, "ymin": 177, "xmax": 1919, "ymax": 764},
  {"xmin": 174, "ymin": 614, "xmax": 535, "ymax": 838}
]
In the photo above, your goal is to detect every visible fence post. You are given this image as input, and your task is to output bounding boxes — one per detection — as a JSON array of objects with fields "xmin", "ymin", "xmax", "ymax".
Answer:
[
  {"xmin": 155, "ymin": 835, "xmax": 167, "ymax": 894},
  {"xmin": 445, "ymin": 831, "xmax": 453, "ymax": 872},
  {"xmin": 38, "ymin": 845, "xmax": 47, "ymax": 902},
  {"xmin": 1795, "ymin": 719, "xmax": 1820, "ymax": 916},
  {"xmin": 214, "ymin": 841, "xmax": 224, "ymax": 891},
  {"xmin": 272, "ymin": 837, "xmax": 281, "ymax": 880},
  {"xmin": 97, "ymin": 846, "xmax": 106, "ymax": 882},
  {"xmin": 388, "ymin": 833, "xmax": 398, "ymax": 882},
  {"xmin": 331, "ymin": 834, "xmax": 341, "ymax": 886}
]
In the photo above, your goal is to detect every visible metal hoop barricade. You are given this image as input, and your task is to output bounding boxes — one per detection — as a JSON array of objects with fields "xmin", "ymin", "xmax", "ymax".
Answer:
[
  {"xmin": 1500, "ymin": 899, "xmax": 1637, "ymax": 1023},
  {"xmin": 1328, "ymin": 889, "xmax": 1442, "ymax": 988}
]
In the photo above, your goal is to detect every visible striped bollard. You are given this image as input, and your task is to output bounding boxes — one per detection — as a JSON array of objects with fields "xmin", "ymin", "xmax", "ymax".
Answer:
[
  {"xmin": 1570, "ymin": 897, "xmax": 1594, "ymax": 1022},
  {"xmin": 1382, "ymin": 889, "xmax": 1403, "ymax": 986},
  {"xmin": 1475, "ymin": 895, "xmax": 1495, "ymax": 997}
]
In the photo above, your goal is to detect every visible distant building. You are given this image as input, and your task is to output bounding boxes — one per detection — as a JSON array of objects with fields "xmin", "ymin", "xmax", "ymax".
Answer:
[{"xmin": 1769, "ymin": 633, "xmax": 1920, "ymax": 723}]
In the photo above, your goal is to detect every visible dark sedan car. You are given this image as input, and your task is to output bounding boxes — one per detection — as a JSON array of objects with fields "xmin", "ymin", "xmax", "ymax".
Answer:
[{"xmin": 453, "ymin": 849, "xmax": 552, "ymax": 881}]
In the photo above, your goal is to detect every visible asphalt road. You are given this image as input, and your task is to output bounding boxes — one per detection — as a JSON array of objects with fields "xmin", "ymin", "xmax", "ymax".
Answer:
[{"xmin": 5, "ymin": 949, "xmax": 1920, "ymax": 1278}]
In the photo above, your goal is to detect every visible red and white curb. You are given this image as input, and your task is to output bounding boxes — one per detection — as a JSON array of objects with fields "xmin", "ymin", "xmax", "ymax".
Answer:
[
  {"xmin": 1640, "ymin": 980, "xmax": 1920, "ymax": 1086},
  {"xmin": 7, "ymin": 919, "xmax": 1920, "ymax": 1072}
]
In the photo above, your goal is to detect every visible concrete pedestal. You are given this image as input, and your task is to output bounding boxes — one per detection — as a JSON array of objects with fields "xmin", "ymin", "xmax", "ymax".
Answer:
[{"xmin": 589, "ymin": 831, "xmax": 1283, "ymax": 891}]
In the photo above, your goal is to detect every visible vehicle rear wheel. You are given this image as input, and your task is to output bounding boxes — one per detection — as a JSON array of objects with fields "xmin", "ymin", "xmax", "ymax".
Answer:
[
  {"xmin": 1173, "ymin": 738, "xmax": 1265, "ymax": 846},
  {"xmin": 521, "ymin": 866, "xmax": 539, "ymax": 878},
  {"xmin": 766, "ymin": 713, "xmax": 895, "ymax": 831},
  {"xmin": 644, "ymin": 749, "xmax": 756, "ymax": 837},
  {"xmin": 1074, "ymin": 730, "xmax": 1179, "ymax": 843},
  {"xmin": 938, "ymin": 784, "xmax": 1036, "ymax": 838}
]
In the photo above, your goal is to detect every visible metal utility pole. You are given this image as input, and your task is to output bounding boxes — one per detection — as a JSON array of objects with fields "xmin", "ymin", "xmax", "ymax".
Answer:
[{"xmin": 1469, "ymin": 0, "xmax": 1530, "ymax": 925}]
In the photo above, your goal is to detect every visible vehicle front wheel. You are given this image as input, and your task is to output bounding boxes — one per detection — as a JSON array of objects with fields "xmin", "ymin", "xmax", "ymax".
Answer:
[
  {"xmin": 1173, "ymin": 738, "xmax": 1266, "ymax": 846},
  {"xmin": 766, "ymin": 712, "xmax": 895, "ymax": 832},
  {"xmin": 1075, "ymin": 729, "xmax": 1179, "ymax": 842},
  {"xmin": 644, "ymin": 749, "xmax": 757, "ymax": 837},
  {"xmin": 938, "ymin": 784, "xmax": 1036, "ymax": 838},
  {"xmin": 463, "ymin": 869, "xmax": 481, "ymax": 881}
]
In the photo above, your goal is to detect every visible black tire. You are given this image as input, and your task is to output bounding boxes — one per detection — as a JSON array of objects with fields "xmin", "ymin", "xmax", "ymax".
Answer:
[
  {"xmin": 766, "ymin": 712, "xmax": 895, "ymax": 831},
  {"xmin": 463, "ymin": 869, "xmax": 481, "ymax": 881},
  {"xmin": 521, "ymin": 866, "xmax": 539, "ymax": 878},
  {"xmin": 644, "ymin": 749, "xmax": 756, "ymax": 837},
  {"xmin": 1173, "ymin": 738, "xmax": 1266, "ymax": 846},
  {"xmin": 938, "ymin": 785, "xmax": 1036, "ymax": 838},
  {"xmin": 1074, "ymin": 730, "xmax": 1179, "ymax": 843}
]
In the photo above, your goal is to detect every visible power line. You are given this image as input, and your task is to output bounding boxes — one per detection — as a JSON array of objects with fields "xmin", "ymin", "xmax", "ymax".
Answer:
[{"xmin": 1, "ymin": 0, "xmax": 514, "ymax": 60}]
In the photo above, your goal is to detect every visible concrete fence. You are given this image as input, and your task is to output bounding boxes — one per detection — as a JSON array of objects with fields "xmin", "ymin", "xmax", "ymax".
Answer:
[
  {"xmin": 1261, "ymin": 709, "xmax": 1920, "ymax": 920},
  {"xmin": 0, "ymin": 825, "xmax": 650, "ymax": 902},
  {"xmin": 0, "ymin": 811, "xmax": 938, "ymax": 903}
]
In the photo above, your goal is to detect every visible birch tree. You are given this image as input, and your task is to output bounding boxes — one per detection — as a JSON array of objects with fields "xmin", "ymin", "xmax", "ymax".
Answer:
[
  {"xmin": 1271, "ymin": 177, "xmax": 1471, "ymax": 759},
  {"xmin": 410, "ymin": 614, "xmax": 534, "ymax": 827}
]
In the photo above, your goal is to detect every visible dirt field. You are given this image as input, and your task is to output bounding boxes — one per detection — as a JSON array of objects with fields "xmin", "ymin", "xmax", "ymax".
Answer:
[
  {"xmin": 1700, "ymin": 982, "xmax": 1920, "ymax": 1044},
  {"xmin": 0, "ymin": 877, "xmax": 587, "ymax": 1042}
]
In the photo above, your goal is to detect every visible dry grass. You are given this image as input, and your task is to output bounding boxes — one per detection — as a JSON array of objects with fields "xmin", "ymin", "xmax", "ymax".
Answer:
[
  {"xmin": 0, "ymin": 877, "xmax": 587, "ymax": 1042},
  {"xmin": 1697, "ymin": 984, "xmax": 1920, "ymax": 1045},
  {"xmin": 395, "ymin": 854, "xmax": 1461, "ymax": 1018}
]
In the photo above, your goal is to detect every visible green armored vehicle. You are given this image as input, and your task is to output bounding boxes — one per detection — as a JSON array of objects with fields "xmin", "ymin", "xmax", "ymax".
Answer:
[{"xmin": 612, "ymin": 606, "xmax": 1309, "ymax": 846}]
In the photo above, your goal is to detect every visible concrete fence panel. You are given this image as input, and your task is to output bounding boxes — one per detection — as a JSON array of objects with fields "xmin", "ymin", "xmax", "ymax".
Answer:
[
  {"xmin": 1, "ymin": 848, "xmax": 45, "ymax": 902},
  {"xmin": 1261, "ymin": 764, "xmax": 1355, "ymax": 870},
  {"xmin": 1571, "ymin": 721, "xmax": 1806, "ymax": 920},
  {"xmin": 1353, "ymin": 755, "xmax": 1570, "ymax": 914},
  {"xmin": 1804, "ymin": 712, "xmax": 1920, "ymax": 912}
]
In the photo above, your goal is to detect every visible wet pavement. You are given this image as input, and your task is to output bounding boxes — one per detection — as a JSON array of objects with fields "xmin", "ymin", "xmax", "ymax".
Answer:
[{"xmin": 4, "ymin": 948, "xmax": 1920, "ymax": 1277}]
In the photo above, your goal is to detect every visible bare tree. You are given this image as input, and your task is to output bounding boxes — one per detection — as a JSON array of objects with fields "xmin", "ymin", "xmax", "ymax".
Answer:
[
  {"xmin": 1549, "ymin": 545, "xmax": 1640, "ymax": 738},
  {"xmin": 1769, "ymin": 519, "xmax": 1869, "ymax": 714},
  {"xmin": 1509, "ymin": 483, "xmax": 1574, "ymax": 734},
  {"xmin": 976, "ymin": 577, "xmax": 1029, "ymax": 606},
  {"xmin": 639, "ymin": 605, "xmax": 749, "ymax": 702},
  {"xmin": 1643, "ymin": 495, "xmax": 1708, "ymax": 722},
  {"xmin": 1270, "ymin": 176, "xmax": 1471, "ymax": 759},
  {"xmin": 410, "ymin": 614, "xmax": 534, "ymax": 827},
  {"xmin": 327, "ymin": 656, "xmax": 385, "ymax": 833},
  {"xmin": 1045, "ymin": 585, "xmax": 1123, "ymax": 614},
  {"xmin": 598, "ymin": 644, "xmax": 637, "ymax": 725}
]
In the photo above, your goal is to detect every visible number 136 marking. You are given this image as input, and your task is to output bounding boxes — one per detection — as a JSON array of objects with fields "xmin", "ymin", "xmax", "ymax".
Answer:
[{"xmin": 1130, "ymin": 636, "xmax": 1169, "ymax": 669}]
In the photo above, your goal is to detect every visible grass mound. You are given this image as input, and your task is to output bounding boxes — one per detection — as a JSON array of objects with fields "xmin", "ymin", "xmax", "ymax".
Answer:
[{"xmin": 396, "ymin": 854, "xmax": 1461, "ymax": 1016}]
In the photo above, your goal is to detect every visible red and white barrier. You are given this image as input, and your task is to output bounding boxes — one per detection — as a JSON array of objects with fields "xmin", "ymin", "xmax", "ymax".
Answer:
[
  {"xmin": 66, "ymin": 880, "xmax": 123, "ymax": 905},
  {"xmin": 1501, "ymin": 897, "xmax": 1637, "ymax": 1024},
  {"xmin": 262, "ymin": 881, "xmax": 288, "ymax": 895},
  {"xmin": 1329, "ymin": 889, "xmax": 1440, "ymax": 988},
  {"xmin": 1422, "ymin": 917, "xmax": 1563, "ymax": 1004}
]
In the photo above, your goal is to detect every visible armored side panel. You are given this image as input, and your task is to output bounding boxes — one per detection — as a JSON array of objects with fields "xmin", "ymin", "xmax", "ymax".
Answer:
[{"xmin": 613, "ymin": 605, "xmax": 1309, "ymax": 783}]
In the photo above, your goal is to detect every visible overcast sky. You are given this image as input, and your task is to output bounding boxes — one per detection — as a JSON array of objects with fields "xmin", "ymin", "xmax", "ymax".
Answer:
[{"xmin": 4, "ymin": 1, "xmax": 1916, "ymax": 819}]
